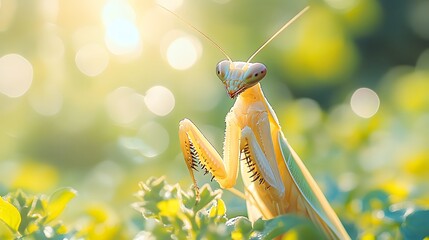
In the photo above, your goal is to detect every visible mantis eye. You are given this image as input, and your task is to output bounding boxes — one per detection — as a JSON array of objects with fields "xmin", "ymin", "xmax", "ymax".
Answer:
[
  {"xmin": 244, "ymin": 63, "xmax": 267, "ymax": 85},
  {"xmin": 216, "ymin": 60, "xmax": 229, "ymax": 82},
  {"xmin": 216, "ymin": 66, "xmax": 224, "ymax": 82}
]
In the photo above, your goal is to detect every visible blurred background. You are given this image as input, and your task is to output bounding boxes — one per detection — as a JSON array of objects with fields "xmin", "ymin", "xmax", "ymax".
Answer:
[{"xmin": 0, "ymin": 0, "xmax": 428, "ymax": 238}]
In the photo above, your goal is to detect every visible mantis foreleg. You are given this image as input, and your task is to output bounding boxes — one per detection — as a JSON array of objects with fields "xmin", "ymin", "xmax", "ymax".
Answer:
[
  {"xmin": 178, "ymin": 113, "xmax": 241, "ymax": 197},
  {"xmin": 239, "ymin": 111, "xmax": 284, "ymax": 196}
]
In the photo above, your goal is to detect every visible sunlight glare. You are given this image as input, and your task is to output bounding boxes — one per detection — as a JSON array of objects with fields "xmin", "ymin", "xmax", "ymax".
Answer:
[
  {"xmin": 144, "ymin": 85, "xmax": 175, "ymax": 116},
  {"xmin": 350, "ymin": 87, "xmax": 380, "ymax": 118},
  {"xmin": 75, "ymin": 43, "xmax": 109, "ymax": 77},
  {"xmin": 102, "ymin": 0, "xmax": 141, "ymax": 55},
  {"xmin": 166, "ymin": 36, "xmax": 201, "ymax": 70},
  {"xmin": 0, "ymin": 54, "xmax": 33, "ymax": 98},
  {"xmin": 105, "ymin": 19, "xmax": 141, "ymax": 55}
]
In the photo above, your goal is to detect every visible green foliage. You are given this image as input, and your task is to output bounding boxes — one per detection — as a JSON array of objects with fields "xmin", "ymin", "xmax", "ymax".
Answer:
[
  {"xmin": 133, "ymin": 177, "xmax": 228, "ymax": 239},
  {"xmin": 0, "ymin": 188, "xmax": 77, "ymax": 239},
  {"xmin": 351, "ymin": 189, "xmax": 429, "ymax": 239},
  {"xmin": 401, "ymin": 210, "xmax": 429, "ymax": 240},
  {"xmin": 133, "ymin": 177, "xmax": 429, "ymax": 239},
  {"xmin": 133, "ymin": 177, "xmax": 324, "ymax": 239},
  {"xmin": 1, "ymin": 178, "xmax": 429, "ymax": 239}
]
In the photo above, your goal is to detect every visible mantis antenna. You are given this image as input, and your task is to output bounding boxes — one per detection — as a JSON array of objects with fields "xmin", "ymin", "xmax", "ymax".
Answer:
[
  {"xmin": 158, "ymin": 4, "xmax": 233, "ymax": 62},
  {"xmin": 246, "ymin": 6, "xmax": 310, "ymax": 63}
]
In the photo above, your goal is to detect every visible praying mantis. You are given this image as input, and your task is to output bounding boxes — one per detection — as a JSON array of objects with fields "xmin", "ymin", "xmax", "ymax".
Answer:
[{"xmin": 169, "ymin": 5, "xmax": 351, "ymax": 239}]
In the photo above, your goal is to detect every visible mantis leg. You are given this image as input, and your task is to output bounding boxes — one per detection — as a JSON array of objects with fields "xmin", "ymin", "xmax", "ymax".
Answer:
[
  {"xmin": 240, "ymin": 112, "xmax": 285, "ymax": 196},
  {"xmin": 240, "ymin": 126, "xmax": 285, "ymax": 195},
  {"xmin": 238, "ymin": 113, "xmax": 286, "ymax": 220},
  {"xmin": 239, "ymin": 126, "xmax": 284, "ymax": 220},
  {"xmin": 178, "ymin": 113, "xmax": 241, "ymax": 198}
]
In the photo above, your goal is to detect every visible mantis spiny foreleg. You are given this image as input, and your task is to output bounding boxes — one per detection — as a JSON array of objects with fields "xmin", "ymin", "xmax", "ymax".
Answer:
[{"xmin": 178, "ymin": 114, "xmax": 240, "ymax": 198}]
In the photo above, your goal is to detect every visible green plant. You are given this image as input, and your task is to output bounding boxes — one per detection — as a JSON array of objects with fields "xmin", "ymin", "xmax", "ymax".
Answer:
[
  {"xmin": 133, "ymin": 177, "xmax": 324, "ymax": 239},
  {"xmin": 355, "ymin": 190, "xmax": 429, "ymax": 239},
  {"xmin": 0, "ymin": 188, "xmax": 77, "ymax": 239}
]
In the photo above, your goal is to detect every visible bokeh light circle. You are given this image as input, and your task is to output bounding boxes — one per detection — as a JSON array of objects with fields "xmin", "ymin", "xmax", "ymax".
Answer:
[
  {"xmin": 106, "ymin": 87, "xmax": 145, "ymax": 124},
  {"xmin": 166, "ymin": 36, "xmax": 200, "ymax": 70},
  {"xmin": 0, "ymin": 54, "xmax": 33, "ymax": 98},
  {"xmin": 75, "ymin": 43, "xmax": 109, "ymax": 77},
  {"xmin": 144, "ymin": 85, "xmax": 175, "ymax": 116},
  {"xmin": 350, "ymin": 87, "xmax": 380, "ymax": 118}
]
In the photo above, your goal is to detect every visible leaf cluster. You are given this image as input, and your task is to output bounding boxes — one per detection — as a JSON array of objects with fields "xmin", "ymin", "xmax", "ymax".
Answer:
[
  {"xmin": 0, "ymin": 188, "xmax": 77, "ymax": 240},
  {"xmin": 133, "ymin": 177, "xmax": 323, "ymax": 239},
  {"xmin": 355, "ymin": 190, "xmax": 429, "ymax": 239}
]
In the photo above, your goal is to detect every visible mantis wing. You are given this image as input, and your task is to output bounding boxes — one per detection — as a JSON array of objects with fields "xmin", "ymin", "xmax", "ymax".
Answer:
[{"xmin": 277, "ymin": 132, "xmax": 350, "ymax": 240}]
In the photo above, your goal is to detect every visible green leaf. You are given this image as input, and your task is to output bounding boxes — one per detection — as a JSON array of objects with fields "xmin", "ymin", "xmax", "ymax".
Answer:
[
  {"xmin": 401, "ymin": 210, "xmax": 429, "ymax": 240},
  {"xmin": 193, "ymin": 185, "xmax": 221, "ymax": 213},
  {"xmin": 250, "ymin": 214, "xmax": 321, "ymax": 240},
  {"xmin": 46, "ymin": 187, "xmax": 77, "ymax": 222},
  {"xmin": 0, "ymin": 196, "xmax": 21, "ymax": 232},
  {"xmin": 252, "ymin": 218, "xmax": 265, "ymax": 232},
  {"xmin": 226, "ymin": 216, "xmax": 252, "ymax": 237}
]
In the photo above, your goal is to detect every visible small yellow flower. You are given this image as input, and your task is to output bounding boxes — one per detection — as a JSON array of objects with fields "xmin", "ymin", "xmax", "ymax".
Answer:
[
  {"xmin": 209, "ymin": 199, "xmax": 226, "ymax": 217},
  {"xmin": 380, "ymin": 181, "xmax": 409, "ymax": 203},
  {"xmin": 157, "ymin": 199, "xmax": 180, "ymax": 217},
  {"xmin": 282, "ymin": 230, "xmax": 298, "ymax": 240},
  {"xmin": 26, "ymin": 222, "xmax": 39, "ymax": 234},
  {"xmin": 360, "ymin": 232, "xmax": 376, "ymax": 240},
  {"xmin": 231, "ymin": 230, "xmax": 243, "ymax": 240}
]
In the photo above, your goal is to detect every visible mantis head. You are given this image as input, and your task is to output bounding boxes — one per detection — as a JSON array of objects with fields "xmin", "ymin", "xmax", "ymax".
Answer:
[
  {"xmin": 159, "ymin": 4, "xmax": 309, "ymax": 98},
  {"xmin": 216, "ymin": 60, "xmax": 267, "ymax": 98}
]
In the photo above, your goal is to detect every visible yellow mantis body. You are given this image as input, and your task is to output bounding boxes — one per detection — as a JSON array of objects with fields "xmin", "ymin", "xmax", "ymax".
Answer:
[{"xmin": 174, "ymin": 6, "xmax": 350, "ymax": 239}]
